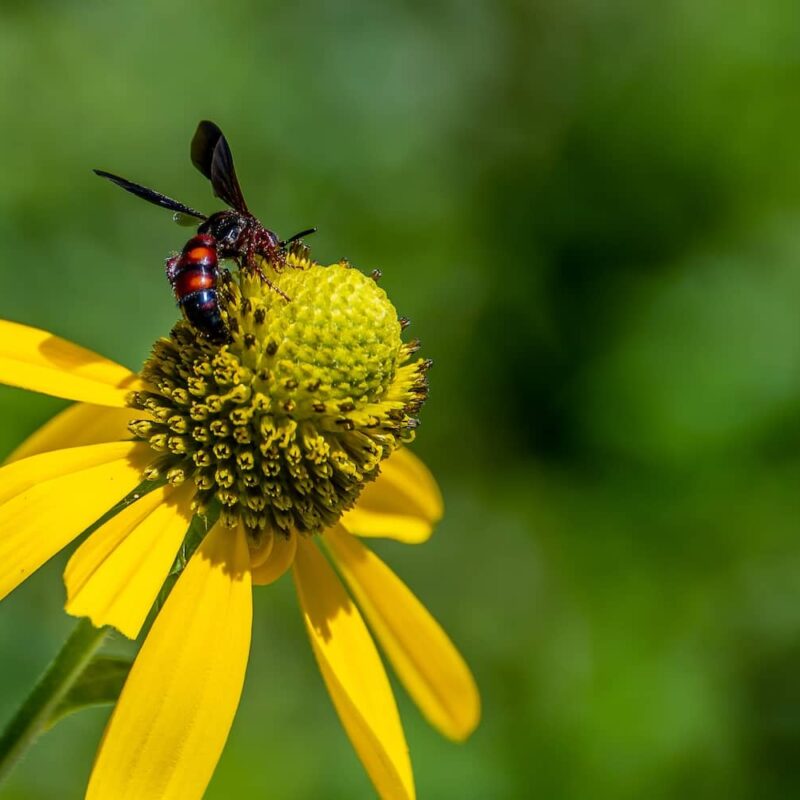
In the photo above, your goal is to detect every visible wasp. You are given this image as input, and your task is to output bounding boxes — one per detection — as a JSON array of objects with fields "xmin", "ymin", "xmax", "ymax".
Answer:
[{"xmin": 95, "ymin": 120, "xmax": 315, "ymax": 342}]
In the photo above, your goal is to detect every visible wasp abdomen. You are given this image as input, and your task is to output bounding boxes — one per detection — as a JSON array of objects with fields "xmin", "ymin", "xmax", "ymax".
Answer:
[
  {"xmin": 169, "ymin": 234, "xmax": 228, "ymax": 342},
  {"xmin": 181, "ymin": 289, "xmax": 226, "ymax": 341},
  {"xmin": 174, "ymin": 266, "xmax": 216, "ymax": 297}
]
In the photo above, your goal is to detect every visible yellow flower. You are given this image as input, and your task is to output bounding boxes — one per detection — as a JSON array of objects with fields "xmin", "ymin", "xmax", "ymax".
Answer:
[{"xmin": 0, "ymin": 257, "xmax": 479, "ymax": 799}]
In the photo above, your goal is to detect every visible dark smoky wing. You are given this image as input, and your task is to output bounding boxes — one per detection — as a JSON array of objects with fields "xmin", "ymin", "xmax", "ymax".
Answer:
[
  {"xmin": 210, "ymin": 135, "xmax": 250, "ymax": 214},
  {"xmin": 93, "ymin": 170, "xmax": 207, "ymax": 220},
  {"xmin": 190, "ymin": 120, "xmax": 218, "ymax": 180},
  {"xmin": 190, "ymin": 120, "xmax": 249, "ymax": 214}
]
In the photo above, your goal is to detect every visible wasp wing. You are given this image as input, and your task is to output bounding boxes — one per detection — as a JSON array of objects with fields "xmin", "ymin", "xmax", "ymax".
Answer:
[
  {"xmin": 190, "ymin": 120, "xmax": 249, "ymax": 215},
  {"xmin": 173, "ymin": 212, "xmax": 202, "ymax": 227},
  {"xmin": 94, "ymin": 170, "xmax": 207, "ymax": 221}
]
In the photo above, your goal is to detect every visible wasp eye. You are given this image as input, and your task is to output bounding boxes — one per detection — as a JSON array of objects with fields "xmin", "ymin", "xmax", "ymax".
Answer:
[
  {"xmin": 199, "ymin": 213, "xmax": 245, "ymax": 251},
  {"xmin": 218, "ymin": 218, "xmax": 244, "ymax": 247}
]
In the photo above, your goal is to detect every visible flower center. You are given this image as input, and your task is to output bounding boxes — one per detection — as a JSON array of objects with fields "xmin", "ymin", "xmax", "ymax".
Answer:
[{"xmin": 128, "ymin": 251, "xmax": 430, "ymax": 541}]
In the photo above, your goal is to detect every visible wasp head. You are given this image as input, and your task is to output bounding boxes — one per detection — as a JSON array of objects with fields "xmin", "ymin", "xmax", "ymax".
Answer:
[{"xmin": 198, "ymin": 211, "xmax": 249, "ymax": 257}]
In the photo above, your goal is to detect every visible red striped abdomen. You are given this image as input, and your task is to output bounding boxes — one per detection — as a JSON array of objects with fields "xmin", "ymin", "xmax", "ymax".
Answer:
[
  {"xmin": 170, "ymin": 234, "xmax": 218, "ymax": 298},
  {"xmin": 168, "ymin": 234, "xmax": 227, "ymax": 342},
  {"xmin": 174, "ymin": 266, "xmax": 216, "ymax": 298}
]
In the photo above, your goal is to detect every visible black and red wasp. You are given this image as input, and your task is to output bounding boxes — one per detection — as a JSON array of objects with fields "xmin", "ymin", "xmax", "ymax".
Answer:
[{"xmin": 95, "ymin": 120, "xmax": 315, "ymax": 343}]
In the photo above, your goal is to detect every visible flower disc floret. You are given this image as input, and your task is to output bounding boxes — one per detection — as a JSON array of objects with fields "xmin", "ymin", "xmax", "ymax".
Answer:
[{"xmin": 128, "ymin": 256, "xmax": 430, "ymax": 539}]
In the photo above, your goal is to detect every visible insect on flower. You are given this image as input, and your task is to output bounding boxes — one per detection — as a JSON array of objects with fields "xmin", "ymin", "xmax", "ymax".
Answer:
[
  {"xmin": 95, "ymin": 120, "xmax": 316, "ymax": 342},
  {"xmin": 0, "ymin": 122, "xmax": 480, "ymax": 800}
]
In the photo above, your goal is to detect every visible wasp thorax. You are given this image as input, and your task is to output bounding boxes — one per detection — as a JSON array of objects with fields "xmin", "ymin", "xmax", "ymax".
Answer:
[{"xmin": 129, "ymin": 255, "xmax": 430, "ymax": 540}]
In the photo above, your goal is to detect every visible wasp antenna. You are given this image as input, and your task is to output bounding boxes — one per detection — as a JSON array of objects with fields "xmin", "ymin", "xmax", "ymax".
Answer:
[{"xmin": 280, "ymin": 227, "xmax": 318, "ymax": 248}]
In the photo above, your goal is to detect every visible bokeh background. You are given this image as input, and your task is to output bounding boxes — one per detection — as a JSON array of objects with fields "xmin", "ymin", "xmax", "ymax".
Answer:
[{"xmin": 1, "ymin": 1, "xmax": 799, "ymax": 797}]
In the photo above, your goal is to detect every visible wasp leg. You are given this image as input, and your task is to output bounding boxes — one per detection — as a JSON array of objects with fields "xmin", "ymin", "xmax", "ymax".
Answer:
[
  {"xmin": 245, "ymin": 252, "xmax": 291, "ymax": 302},
  {"xmin": 165, "ymin": 255, "xmax": 181, "ymax": 285},
  {"xmin": 264, "ymin": 276, "xmax": 292, "ymax": 303}
]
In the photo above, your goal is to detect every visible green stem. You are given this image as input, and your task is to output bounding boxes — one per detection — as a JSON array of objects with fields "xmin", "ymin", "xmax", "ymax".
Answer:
[{"xmin": 0, "ymin": 618, "xmax": 108, "ymax": 784}]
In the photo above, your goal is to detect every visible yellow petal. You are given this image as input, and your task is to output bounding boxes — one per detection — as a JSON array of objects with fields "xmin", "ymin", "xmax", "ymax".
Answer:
[
  {"xmin": 340, "ymin": 509, "xmax": 433, "ymax": 544},
  {"xmin": 87, "ymin": 523, "xmax": 252, "ymax": 800},
  {"xmin": 65, "ymin": 482, "xmax": 195, "ymax": 639},
  {"xmin": 0, "ymin": 441, "xmax": 144, "ymax": 508},
  {"xmin": 326, "ymin": 526, "xmax": 480, "ymax": 741},
  {"xmin": 247, "ymin": 530, "xmax": 275, "ymax": 570},
  {"xmin": 293, "ymin": 538, "xmax": 415, "ymax": 800},
  {"xmin": 0, "ymin": 442, "xmax": 150, "ymax": 601},
  {"xmin": 384, "ymin": 448, "xmax": 444, "ymax": 520},
  {"xmin": 0, "ymin": 320, "xmax": 141, "ymax": 407},
  {"xmin": 6, "ymin": 404, "xmax": 146, "ymax": 464},
  {"xmin": 342, "ymin": 449, "xmax": 443, "ymax": 544},
  {"xmin": 251, "ymin": 531, "xmax": 297, "ymax": 586}
]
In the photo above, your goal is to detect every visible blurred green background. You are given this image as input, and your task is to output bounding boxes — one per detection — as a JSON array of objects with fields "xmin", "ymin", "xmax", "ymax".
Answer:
[{"xmin": 1, "ymin": 1, "xmax": 800, "ymax": 797}]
